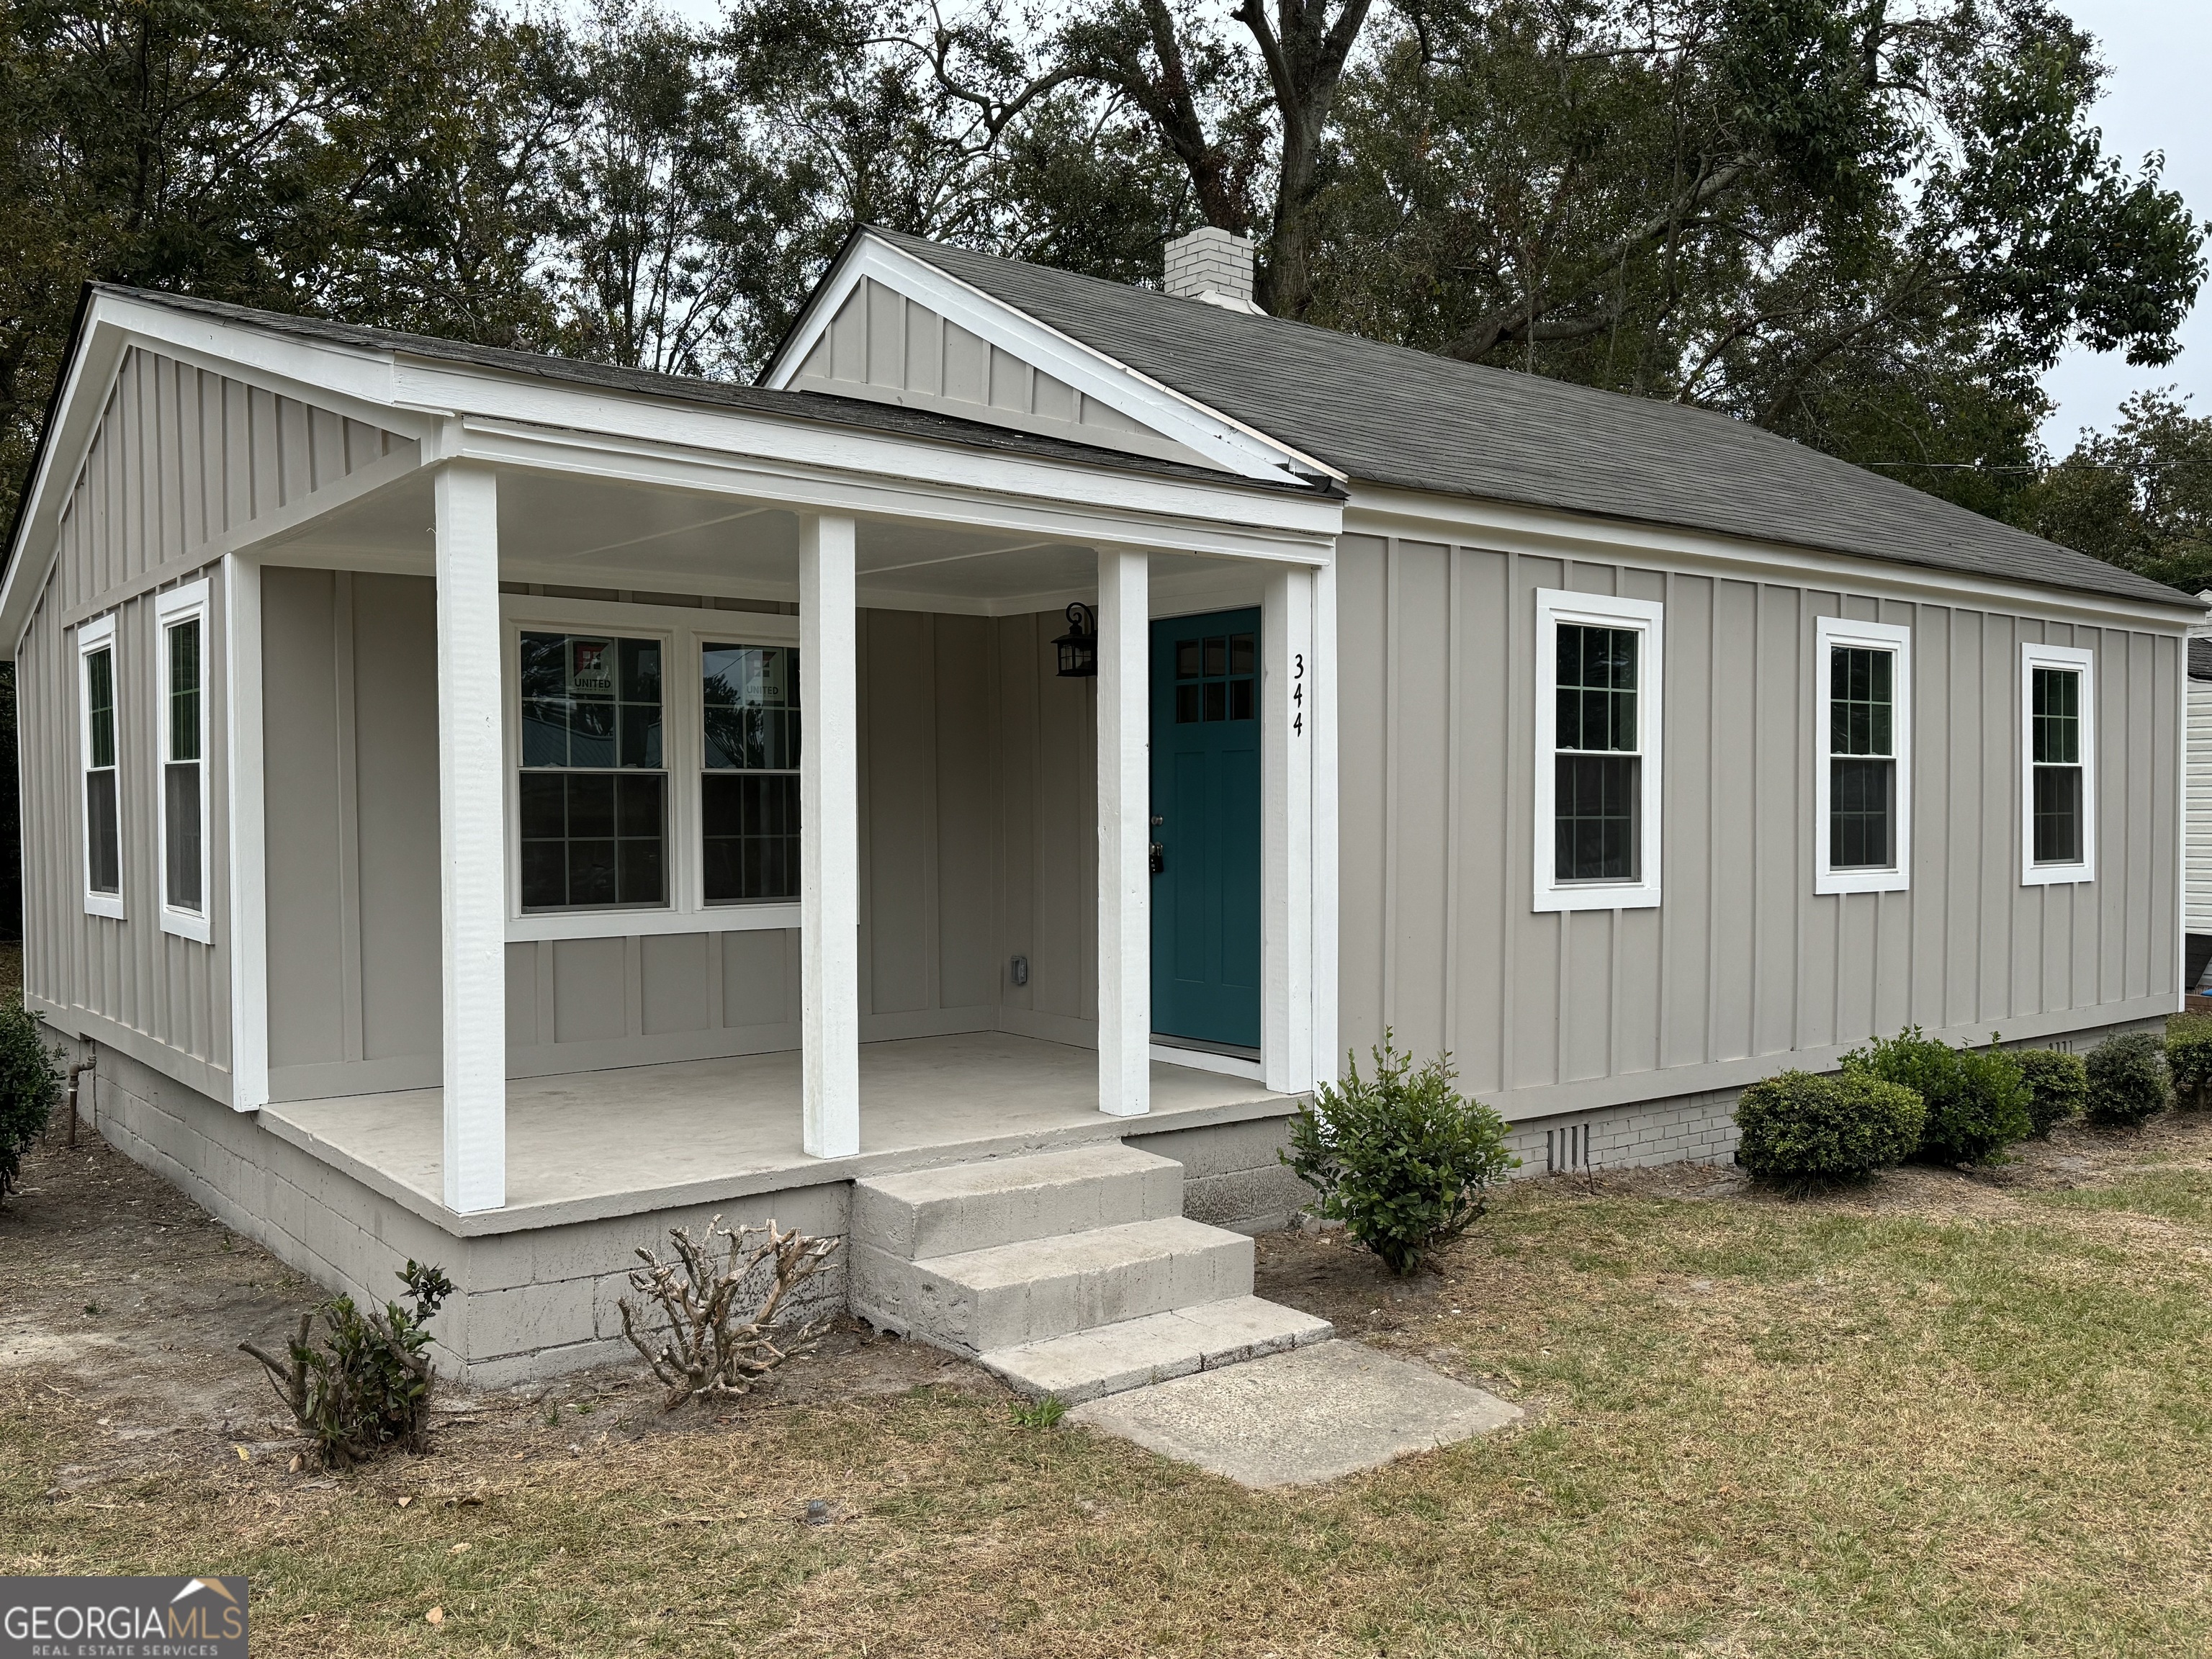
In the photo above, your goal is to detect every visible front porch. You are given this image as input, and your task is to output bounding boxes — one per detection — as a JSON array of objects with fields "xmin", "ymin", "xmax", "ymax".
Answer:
[{"xmin": 260, "ymin": 1031, "xmax": 1298, "ymax": 1235}]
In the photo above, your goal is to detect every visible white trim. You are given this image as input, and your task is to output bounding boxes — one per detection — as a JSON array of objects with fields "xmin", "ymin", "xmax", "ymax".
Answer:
[
  {"xmin": 499, "ymin": 593, "xmax": 805, "ymax": 941},
  {"xmin": 763, "ymin": 232, "xmax": 1338, "ymax": 485},
  {"xmin": 800, "ymin": 514, "xmax": 862, "ymax": 1158},
  {"xmin": 1097, "ymin": 547, "xmax": 1153, "ymax": 1116},
  {"xmin": 2021, "ymin": 641, "xmax": 2098, "ymax": 886},
  {"xmin": 1532, "ymin": 588, "xmax": 1665, "ymax": 912},
  {"xmin": 1309, "ymin": 559, "xmax": 1340, "ymax": 1087},
  {"xmin": 76, "ymin": 611, "xmax": 123, "ymax": 920},
  {"xmin": 1812, "ymin": 615, "xmax": 1912, "ymax": 895},
  {"xmin": 224, "ymin": 555, "xmax": 269, "ymax": 1110},
  {"xmin": 1262, "ymin": 565, "xmax": 1316, "ymax": 1095},
  {"xmin": 153, "ymin": 579, "xmax": 213, "ymax": 942},
  {"xmin": 436, "ymin": 462, "xmax": 508, "ymax": 1213},
  {"xmin": 1150, "ymin": 1043, "xmax": 1265, "ymax": 1082}
]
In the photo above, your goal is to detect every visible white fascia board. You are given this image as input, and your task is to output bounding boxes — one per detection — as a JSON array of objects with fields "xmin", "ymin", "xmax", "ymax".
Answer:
[
  {"xmin": 446, "ymin": 415, "xmax": 1341, "ymax": 565},
  {"xmin": 1345, "ymin": 485, "xmax": 2205, "ymax": 631},
  {"xmin": 762, "ymin": 233, "xmax": 1341, "ymax": 487}
]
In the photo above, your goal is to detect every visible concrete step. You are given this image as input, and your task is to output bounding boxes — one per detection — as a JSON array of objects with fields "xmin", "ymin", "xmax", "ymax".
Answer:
[
  {"xmin": 854, "ymin": 1143, "xmax": 1184, "ymax": 1261},
  {"xmin": 981, "ymin": 1296, "xmax": 1334, "ymax": 1405},
  {"xmin": 851, "ymin": 1215, "xmax": 1254, "ymax": 1355}
]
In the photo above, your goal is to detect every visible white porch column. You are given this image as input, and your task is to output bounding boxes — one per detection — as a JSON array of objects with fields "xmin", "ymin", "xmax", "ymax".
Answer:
[
  {"xmin": 1097, "ymin": 547, "xmax": 1151, "ymax": 1117},
  {"xmin": 1310, "ymin": 557, "xmax": 1341, "ymax": 1091},
  {"xmin": 800, "ymin": 513, "xmax": 861, "ymax": 1158},
  {"xmin": 1262, "ymin": 565, "xmax": 1317, "ymax": 1095},
  {"xmin": 434, "ymin": 462, "xmax": 506, "ymax": 1213}
]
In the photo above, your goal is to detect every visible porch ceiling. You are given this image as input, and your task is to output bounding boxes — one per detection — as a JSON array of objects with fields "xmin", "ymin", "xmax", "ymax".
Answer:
[
  {"xmin": 258, "ymin": 1033, "xmax": 1294, "ymax": 1236},
  {"xmin": 264, "ymin": 463, "xmax": 1228, "ymax": 611}
]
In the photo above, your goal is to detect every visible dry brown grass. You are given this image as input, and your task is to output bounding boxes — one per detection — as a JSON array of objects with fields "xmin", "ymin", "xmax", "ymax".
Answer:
[{"xmin": 9, "ymin": 1087, "xmax": 2212, "ymax": 1655}]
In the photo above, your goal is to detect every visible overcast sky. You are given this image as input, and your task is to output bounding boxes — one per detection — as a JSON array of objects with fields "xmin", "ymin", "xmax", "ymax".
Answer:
[{"xmin": 2033, "ymin": 1, "xmax": 2208, "ymax": 450}]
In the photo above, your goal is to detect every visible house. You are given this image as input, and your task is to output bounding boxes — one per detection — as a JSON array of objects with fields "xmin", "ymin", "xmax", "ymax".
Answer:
[{"xmin": 2, "ymin": 226, "xmax": 2192, "ymax": 1394}]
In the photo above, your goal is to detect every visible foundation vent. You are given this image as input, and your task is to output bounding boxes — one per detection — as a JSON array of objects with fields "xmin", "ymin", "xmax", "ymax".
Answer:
[{"xmin": 1545, "ymin": 1122, "xmax": 1597, "ymax": 1174}]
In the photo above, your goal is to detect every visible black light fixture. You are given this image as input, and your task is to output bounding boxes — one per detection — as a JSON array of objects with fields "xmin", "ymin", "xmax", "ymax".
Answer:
[{"xmin": 1054, "ymin": 602, "xmax": 1098, "ymax": 678}]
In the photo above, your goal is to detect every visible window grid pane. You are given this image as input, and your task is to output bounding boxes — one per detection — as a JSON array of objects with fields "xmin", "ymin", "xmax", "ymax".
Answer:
[
  {"xmin": 168, "ymin": 619, "xmax": 201, "ymax": 762},
  {"xmin": 86, "ymin": 648, "xmax": 114, "ymax": 770},
  {"xmin": 1173, "ymin": 631, "xmax": 1256, "ymax": 724},
  {"xmin": 701, "ymin": 643, "xmax": 801, "ymax": 904},
  {"xmin": 165, "ymin": 760, "xmax": 202, "ymax": 910},
  {"xmin": 86, "ymin": 770, "xmax": 119, "ymax": 894},
  {"xmin": 2033, "ymin": 763, "xmax": 2084, "ymax": 865},
  {"xmin": 2032, "ymin": 667, "xmax": 2080, "ymax": 765},
  {"xmin": 1830, "ymin": 757, "xmax": 1894, "ymax": 869},
  {"xmin": 1829, "ymin": 646, "xmax": 1892, "ymax": 757},
  {"xmin": 518, "ymin": 773, "xmax": 667, "ymax": 910},
  {"xmin": 519, "ymin": 633, "xmax": 662, "ymax": 769},
  {"xmin": 1555, "ymin": 754, "xmax": 1640, "ymax": 882},
  {"xmin": 1555, "ymin": 626, "xmax": 1637, "ymax": 752}
]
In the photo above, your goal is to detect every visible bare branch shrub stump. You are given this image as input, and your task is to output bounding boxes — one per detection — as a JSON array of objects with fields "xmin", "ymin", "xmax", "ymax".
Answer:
[{"xmin": 618, "ymin": 1216, "xmax": 840, "ymax": 1410}]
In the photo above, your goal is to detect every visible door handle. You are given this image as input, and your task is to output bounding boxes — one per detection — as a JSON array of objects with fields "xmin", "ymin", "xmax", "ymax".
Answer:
[{"xmin": 1150, "ymin": 842, "xmax": 1166, "ymax": 875}]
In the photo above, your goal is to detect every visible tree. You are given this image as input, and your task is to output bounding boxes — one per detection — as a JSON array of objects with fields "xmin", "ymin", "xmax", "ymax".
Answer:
[{"xmin": 2025, "ymin": 390, "xmax": 2212, "ymax": 594}]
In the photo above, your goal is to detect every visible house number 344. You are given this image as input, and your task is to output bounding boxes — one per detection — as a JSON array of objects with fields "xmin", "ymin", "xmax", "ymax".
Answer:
[{"xmin": 1292, "ymin": 653, "xmax": 1305, "ymax": 736}]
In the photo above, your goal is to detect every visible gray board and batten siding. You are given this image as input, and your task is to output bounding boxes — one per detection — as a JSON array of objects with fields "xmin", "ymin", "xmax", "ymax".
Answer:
[
  {"xmin": 18, "ymin": 345, "xmax": 417, "ymax": 1103},
  {"xmin": 258, "ymin": 572, "xmax": 1104, "ymax": 1102},
  {"xmin": 1336, "ymin": 532, "xmax": 2181, "ymax": 1121}
]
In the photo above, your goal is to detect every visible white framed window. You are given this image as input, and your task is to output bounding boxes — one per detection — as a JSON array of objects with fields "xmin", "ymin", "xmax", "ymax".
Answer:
[
  {"xmin": 77, "ymin": 612, "xmax": 123, "ymax": 920},
  {"xmin": 501, "ymin": 594, "xmax": 803, "ymax": 941},
  {"xmin": 1814, "ymin": 615, "xmax": 1912, "ymax": 894},
  {"xmin": 2020, "ymin": 641, "xmax": 2095, "ymax": 885},
  {"xmin": 1534, "ymin": 588, "xmax": 1663, "ymax": 912},
  {"xmin": 156, "ymin": 580, "xmax": 212, "ymax": 942}
]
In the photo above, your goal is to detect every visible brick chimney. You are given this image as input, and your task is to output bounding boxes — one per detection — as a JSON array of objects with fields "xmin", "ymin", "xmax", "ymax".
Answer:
[{"xmin": 1164, "ymin": 227, "xmax": 1262, "ymax": 313}]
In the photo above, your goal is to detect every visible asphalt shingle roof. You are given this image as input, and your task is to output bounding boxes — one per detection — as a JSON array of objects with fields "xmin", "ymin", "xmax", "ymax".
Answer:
[
  {"xmin": 89, "ymin": 284, "xmax": 1322, "ymax": 496},
  {"xmin": 871, "ymin": 228, "xmax": 2198, "ymax": 611}
]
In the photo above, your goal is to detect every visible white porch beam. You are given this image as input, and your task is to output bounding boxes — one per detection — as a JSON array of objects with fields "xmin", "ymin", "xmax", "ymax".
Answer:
[
  {"xmin": 1262, "ymin": 565, "xmax": 1316, "ymax": 1095},
  {"xmin": 801, "ymin": 513, "xmax": 862, "ymax": 1158},
  {"xmin": 1097, "ymin": 547, "xmax": 1151, "ymax": 1117},
  {"xmin": 434, "ymin": 462, "xmax": 507, "ymax": 1213}
]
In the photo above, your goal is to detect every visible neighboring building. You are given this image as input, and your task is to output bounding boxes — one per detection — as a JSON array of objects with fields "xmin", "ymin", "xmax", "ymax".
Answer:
[
  {"xmin": 1, "ymin": 228, "xmax": 2192, "ymax": 1390},
  {"xmin": 2187, "ymin": 599, "xmax": 2212, "ymax": 992}
]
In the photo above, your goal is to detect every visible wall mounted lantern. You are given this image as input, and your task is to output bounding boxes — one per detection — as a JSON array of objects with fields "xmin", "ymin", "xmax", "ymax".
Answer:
[{"xmin": 1054, "ymin": 603, "xmax": 1098, "ymax": 678}]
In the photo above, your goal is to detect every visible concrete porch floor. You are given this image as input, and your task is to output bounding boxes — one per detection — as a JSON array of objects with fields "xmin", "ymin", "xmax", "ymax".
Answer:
[{"xmin": 258, "ymin": 1032, "xmax": 1295, "ymax": 1236}]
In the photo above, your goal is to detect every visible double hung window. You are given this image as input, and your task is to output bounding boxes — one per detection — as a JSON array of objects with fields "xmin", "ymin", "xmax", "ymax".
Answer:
[
  {"xmin": 518, "ymin": 632, "xmax": 666, "ymax": 910},
  {"xmin": 1814, "ymin": 616, "xmax": 1911, "ymax": 894},
  {"xmin": 2020, "ymin": 643, "xmax": 2095, "ymax": 884},
  {"xmin": 701, "ymin": 643, "xmax": 801, "ymax": 903},
  {"xmin": 155, "ymin": 580, "xmax": 211, "ymax": 939},
  {"xmin": 1534, "ymin": 590, "xmax": 1663, "ymax": 911},
  {"xmin": 78, "ymin": 614, "xmax": 121, "ymax": 917}
]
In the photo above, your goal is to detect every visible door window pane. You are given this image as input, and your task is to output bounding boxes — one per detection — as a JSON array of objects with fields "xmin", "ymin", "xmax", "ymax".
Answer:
[
  {"xmin": 1173, "ymin": 629, "xmax": 1255, "ymax": 724},
  {"xmin": 702, "ymin": 643, "xmax": 801, "ymax": 902}
]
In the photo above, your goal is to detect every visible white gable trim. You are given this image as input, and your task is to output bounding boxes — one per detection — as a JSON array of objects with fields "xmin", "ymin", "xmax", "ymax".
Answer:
[{"xmin": 764, "ymin": 233, "xmax": 1341, "ymax": 487}]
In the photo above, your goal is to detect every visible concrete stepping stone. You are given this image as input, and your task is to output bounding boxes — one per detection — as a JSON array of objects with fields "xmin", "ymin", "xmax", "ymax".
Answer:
[{"xmin": 1067, "ymin": 1340, "xmax": 1522, "ymax": 1488}]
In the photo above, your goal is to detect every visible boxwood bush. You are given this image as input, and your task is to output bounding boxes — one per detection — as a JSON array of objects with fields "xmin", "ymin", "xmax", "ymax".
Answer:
[
  {"xmin": 0, "ymin": 1004, "xmax": 63, "ymax": 1205},
  {"xmin": 1734, "ymin": 1069, "xmax": 1925, "ymax": 1188},
  {"xmin": 2015, "ymin": 1048, "xmax": 2089, "ymax": 1137},
  {"xmin": 1282, "ymin": 1036, "xmax": 1518, "ymax": 1275},
  {"xmin": 2164, "ymin": 1014, "xmax": 2212, "ymax": 1112},
  {"xmin": 1842, "ymin": 1027, "xmax": 2032, "ymax": 1164},
  {"xmin": 2085, "ymin": 1030, "xmax": 2170, "ymax": 1127}
]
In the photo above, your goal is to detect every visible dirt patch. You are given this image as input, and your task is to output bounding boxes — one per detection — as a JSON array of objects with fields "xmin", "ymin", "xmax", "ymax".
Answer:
[{"xmin": 0, "ymin": 1108, "xmax": 1002, "ymax": 1501}]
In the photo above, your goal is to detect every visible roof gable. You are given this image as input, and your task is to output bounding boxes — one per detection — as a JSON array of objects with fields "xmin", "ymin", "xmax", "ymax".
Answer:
[{"xmin": 858, "ymin": 227, "xmax": 2197, "ymax": 612}]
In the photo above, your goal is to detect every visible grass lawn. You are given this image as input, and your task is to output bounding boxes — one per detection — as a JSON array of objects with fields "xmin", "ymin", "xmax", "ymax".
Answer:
[{"xmin": 9, "ymin": 1067, "xmax": 2212, "ymax": 1655}]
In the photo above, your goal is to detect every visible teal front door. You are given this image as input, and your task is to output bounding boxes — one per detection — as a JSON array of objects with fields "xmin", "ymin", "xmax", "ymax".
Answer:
[{"xmin": 1151, "ymin": 609, "xmax": 1262, "ymax": 1050}]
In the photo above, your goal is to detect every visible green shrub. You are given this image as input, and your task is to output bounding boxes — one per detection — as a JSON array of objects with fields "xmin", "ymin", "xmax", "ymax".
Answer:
[
  {"xmin": 2164, "ymin": 1014, "xmax": 2212, "ymax": 1111},
  {"xmin": 1843, "ymin": 1027, "xmax": 2032, "ymax": 1164},
  {"xmin": 0, "ymin": 1005, "xmax": 64, "ymax": 1205},
  {"xmin": 2015, "ymin": 1048, "xmax": 2090, "ymax": 1136},
  {"xmin": 1734, "ymin": 1069, "xmax": 1925, "ymax": 1187},
  {"xmin": 241, "ymin": 1260, "xmax": 456, "ymax": 1468},
  {"xmin": 1282, "ymin": 1035, "xmax": 1518, "ymax": 1276},
  {"xmin": 2085, "ymin": 1030, "xmax": 2170, "ymax": 1128}
]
